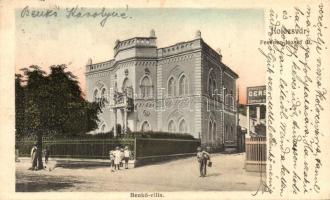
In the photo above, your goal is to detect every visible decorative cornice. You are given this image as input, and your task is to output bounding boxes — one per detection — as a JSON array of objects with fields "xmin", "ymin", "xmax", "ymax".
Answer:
[{"xmin": 158, "ymin": 53, "xmax": 195, "ymax": 64}]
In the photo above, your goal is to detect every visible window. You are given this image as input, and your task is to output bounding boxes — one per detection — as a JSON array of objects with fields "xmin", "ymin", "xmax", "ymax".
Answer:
[
  {"xmin": 101, "ymin": 88, "xmax": 106, "ymax": 98},
  {"xmin": 141, "ymin": 76, "xmax": 152, "ymax": 98},
  {"xmin": 100, "ymin": 88, "xmax": 107, "ymax": 107},
  {"xmin": 141, "ymin": 121, "xmax": 151, "ymax": 132},
  {"xmin": 168, "ymin": 120, "xmax": 176, "ymax": 132},
  {"xmin": 213, "ymin": 121, "xmax": 216, "ymax": 142},
  {"xmin": 224, "ymin": 88, "xmax": 228, "ymax": 105},
  {"xmin": 224, "ymin": 89, "xmax": 233, "ymax": 107},
  {"xmin": 122, "ymin": 78, "xmax": 133, "ymax": 97},
  {"xmin": 208, "ymin": 77, "xmax": 213, "ymax": 96},
  {"xmin": 122, "ymin": 78, "xmax": 130, "ymax": 91},
  {"xmin": 168, "ymin": 77, "xmax": 175, "ymax": 97},
  {"xmin": 208, "ymin": 120, "xmax": 213, "ymax": 142},
  {"xmin": 179, "ymin": 119, "xmax": 187, "ymax": 133},
  {"xmin": 213, "ymin": 80, "xmax": 217, "ymax": 94},
  {"xmin": 179, "ymin": 75, "xmax": 188, "ymax": 95},
  {"xmin": 114, "ymin": 82, "xmax": 118, "ymax": 91},
  {"xmin": 230, "ymin": 90, "xmax": 234, "ymax": 107},
  {"xmin": 93, "ymin": 89, "xmax": 99, "ymax": 102}
]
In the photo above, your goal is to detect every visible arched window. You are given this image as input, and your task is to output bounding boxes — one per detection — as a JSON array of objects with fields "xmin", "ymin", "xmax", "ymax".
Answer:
[
  {"xmin": 100, "ymin": 88, "xmax": 107, "ymax": 107},
  {"xmin": 93, "ymin": 89, "xmax": 99, "ymax": 102},
  {"xmin": 168, "ymin": 120, "xmax": 176, "ymax": 132},
  {"xmin": 213, "ymin": 80, "xmax": 217, "ymax": 94},
  {"xmin": 168, "ymin": 77, "xmax": 175, "ymax": 97},
  {"xmin": 122, "ymin": 78, "xmax": 130, "ymax": 91},
  {"xmin": 122, "ymin": 78, "xmax": 133, "ymax": 97},
  {"xmin": 213, "ymin": 121, "xmax": 216, "ymax": 142},
  {"xmin": 101, "ymin": 88, "xmax": 106, "ymax": 98},
  {"xmin": 179, "ymin": 75, "xmax": 188, "ymax": 95},
  {"xmin": 141, "ymin": 121, "xmax": 151, "ymax": 132},
  {"xmin": 114, "ymin": 82, "xmax": 118, "ymax": 91},
  {"xmin": 141, "ymin": 76, "xmax": 152, "ymax": 98},
  {"xmin": 179, "ymin": 119, "xmax": 187, "ymax": 133},
  {"xmin": 208, "ymin": 77, "xmax": 213, "ymax": 96},
  {"xmin": 224, "ymin": 88, "xmax": 228, "ymax": 105},
  {"xmin": 208, "ymin": 120, "xmax": 213, "ymax": 142}
]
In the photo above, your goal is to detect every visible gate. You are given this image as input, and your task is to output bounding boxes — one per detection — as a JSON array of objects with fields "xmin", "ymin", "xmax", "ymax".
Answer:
[{"xmin": 245, "ymin": 136, "xmax": 266, "ymax": 172}]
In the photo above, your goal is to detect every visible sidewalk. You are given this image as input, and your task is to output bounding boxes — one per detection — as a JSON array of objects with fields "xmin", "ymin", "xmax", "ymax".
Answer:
[
  {"xmin": 18, "ymin": 156, "xmax": 136, "ymax": 168},
  {"xmin": 16, "ymin": 153, "xmax": 264, "ymax": 192}
]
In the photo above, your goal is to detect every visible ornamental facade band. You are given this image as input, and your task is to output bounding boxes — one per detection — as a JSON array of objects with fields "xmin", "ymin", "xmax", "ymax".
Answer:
[{"xmin": 85, "ymin": 30, "xmax": 238, "ymax": 150}]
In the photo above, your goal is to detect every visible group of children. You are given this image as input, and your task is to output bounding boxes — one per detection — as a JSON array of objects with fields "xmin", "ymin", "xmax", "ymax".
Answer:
[{"xmin": 109, "ymin": 146, "xmax": 130, "ymax": 172}]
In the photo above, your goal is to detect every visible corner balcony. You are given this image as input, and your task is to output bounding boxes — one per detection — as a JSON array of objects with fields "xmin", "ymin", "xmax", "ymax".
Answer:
[{"xmin": 111, "ymin": 87, "xmax": 134, "ymax": 110}]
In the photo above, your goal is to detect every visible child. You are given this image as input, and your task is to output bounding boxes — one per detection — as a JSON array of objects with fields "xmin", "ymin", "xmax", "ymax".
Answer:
[
  {"xmin": 114, "ymin": 147, "xmax": 121, "ymax": 170},
  {"xmin": 120, "ymin": 148, "xmax": 124, "ymax": 167},
  {"xmin": 109, "ymin": 150, "xmax": 115, "ymax": 172},
  {"xmin": 124, "ymin": 146, "xmax": 130, "ymax": 169},
  {"xmin": 44, "ymin": 148, "xmax": 49, "ymax": 164}
]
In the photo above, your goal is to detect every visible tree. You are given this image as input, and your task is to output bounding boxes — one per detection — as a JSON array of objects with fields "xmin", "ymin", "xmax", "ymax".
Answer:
[
  {"xmin": 16, "ymin": 65, "xmax": 101, "ymax": 169},
  {"xmin": 15, "ymin": 74, "xmax": 25, "ymax": 140}
]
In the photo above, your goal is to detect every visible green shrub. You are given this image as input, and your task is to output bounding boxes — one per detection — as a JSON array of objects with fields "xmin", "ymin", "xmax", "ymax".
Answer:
[{"xmin": 17, "ymin": 131, "xmax": 195, "ymax": 141}]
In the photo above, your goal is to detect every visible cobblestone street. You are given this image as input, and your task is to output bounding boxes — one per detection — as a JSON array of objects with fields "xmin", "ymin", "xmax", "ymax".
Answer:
[{"xmin": 16, "ymin": 153, "xmax": 263, "ymax": 192}]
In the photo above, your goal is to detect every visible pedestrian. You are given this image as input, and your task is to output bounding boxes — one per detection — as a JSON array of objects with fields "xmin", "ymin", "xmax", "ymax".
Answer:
[
  {"xmin": 44, "ymin": 147, "xmax": 49, "ymax": 164},
  {"xmin": 120, "ymin": 148, "xmax": 124, "ymax": 167},
  {"xmin": 124, "ymin": 146, "xmax": 130, "ymax": 169},
  {"xmin": 196, "ymin": 146, "xmax": 211, "ymax": 177},
  {"xmin": 114, "ymin": 147, "xmax": 121, "ymax": 170},
  {"xmin": 30, "ymin": 142, "xmax": 38, "ymax": 170},
  {"xmin": 109, "ymin": 150, "xmax": 115, "ymax": 172}
]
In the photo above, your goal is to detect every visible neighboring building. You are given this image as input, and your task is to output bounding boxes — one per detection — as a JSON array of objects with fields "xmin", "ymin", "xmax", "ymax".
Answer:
[
  {"xmin": 239, "ymin": 113, "xmax": 266, "ymax": 135},
  {"xmin": 243, "ymin": 86, "xmax": 266, "ymax": 137},
  {"xmin": 85, "ymin": 30, "xmax": 239, "ymax": 149}
]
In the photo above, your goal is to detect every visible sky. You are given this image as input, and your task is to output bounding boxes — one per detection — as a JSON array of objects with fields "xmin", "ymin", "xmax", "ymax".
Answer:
[{"xmin": 15, "ymin": 7, "xmax": 266, "ymax": 104}]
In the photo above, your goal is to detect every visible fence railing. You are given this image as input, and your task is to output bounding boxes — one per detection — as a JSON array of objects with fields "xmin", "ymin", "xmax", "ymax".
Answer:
[
  {"xmin": 16, "ymin": 139, "xmax": 135, "ymax": 159},
  {"xmin": 16, "ymin": 138, "xmax": 200, "ymax": 165},
  {"xmin": 245, "ymin": 136, "xmax": 266, "ymax": 172}
]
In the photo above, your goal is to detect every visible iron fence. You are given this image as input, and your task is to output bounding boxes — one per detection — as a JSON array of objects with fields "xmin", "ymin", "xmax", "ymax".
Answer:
[
  {"xmin": 16, "ymin": 138, "xmax": 200, "ymax": 163},
  {"xmin": 16, "ymin": 139, "xmax": 135, "ymax": 159}
]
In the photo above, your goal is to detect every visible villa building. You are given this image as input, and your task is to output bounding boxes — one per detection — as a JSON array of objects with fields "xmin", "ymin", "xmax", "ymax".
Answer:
[{"xmin": 85, "ymin": 30, "xmax": 239, "ymax": 149}]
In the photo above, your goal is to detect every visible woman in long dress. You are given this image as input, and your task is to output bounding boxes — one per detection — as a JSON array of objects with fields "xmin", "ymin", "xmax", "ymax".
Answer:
[{"xmin": 30, "ymin": 144, "xmax": 38, "ymax": 170}]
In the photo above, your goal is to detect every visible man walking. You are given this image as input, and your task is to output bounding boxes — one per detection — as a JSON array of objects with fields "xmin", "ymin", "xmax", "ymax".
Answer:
[{"xmin": 196, "ymin": 146, "xmax": 211, "ymax": 177}]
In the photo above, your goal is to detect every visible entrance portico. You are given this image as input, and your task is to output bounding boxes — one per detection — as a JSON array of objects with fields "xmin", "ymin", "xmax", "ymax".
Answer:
[{"xmin": 111, "ymin": 88, "xmax": 133, "ymax": 136}]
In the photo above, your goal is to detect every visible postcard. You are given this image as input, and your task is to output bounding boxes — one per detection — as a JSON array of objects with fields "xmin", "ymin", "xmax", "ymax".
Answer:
[{"xmin": 0, "ymin": 0, "xmax": 329, "ymax": 199}]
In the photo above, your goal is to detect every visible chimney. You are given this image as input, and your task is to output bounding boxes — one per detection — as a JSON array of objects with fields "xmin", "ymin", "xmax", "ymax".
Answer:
[
  {"xmin": 86, "ymin": 58, "xmax": 92, "ymax": 71},
  {"xmin": 217, "ymin": 48, "xmax": 223, "ymax": 61},
  {"xmin": 195, "ymin": 30, "xmax": 201, "ymax": 39},
  {"xmin": 150, "ymin": 29, "xmax": 156, "ymax": 37},
  {"xmin": 86, "ymin": 58, "xmax": 92, "ymax": 66}
]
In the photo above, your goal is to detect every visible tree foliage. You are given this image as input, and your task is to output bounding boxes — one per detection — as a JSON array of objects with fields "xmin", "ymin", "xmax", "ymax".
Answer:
[{"xmin": 15, "ymin": 64, "xmax": 101, "ymax": 140}]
